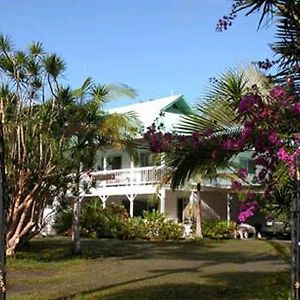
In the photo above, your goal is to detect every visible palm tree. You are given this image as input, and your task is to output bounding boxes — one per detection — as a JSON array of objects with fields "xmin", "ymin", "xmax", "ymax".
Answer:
[
  {"xmin": 0, "ymin": 36, "xmax": 72, "ymax": 255},
  {"xmin": 68, "ymin": 78, "xmax": 139, "ymax": 254},
  {"xmin": 0, "ymin": 34, "xmax": 140, "ymax": 256},
  {"xmin": 166, "ymin": 65, "xmax": 269, "ymax": 189},
  {"xmin": 223, "ymin": 1, "xmax": 300, "ymax": 87},
  {"xmin": 163, "ymin": 66, "xmax": 270, "ymax": 237}
]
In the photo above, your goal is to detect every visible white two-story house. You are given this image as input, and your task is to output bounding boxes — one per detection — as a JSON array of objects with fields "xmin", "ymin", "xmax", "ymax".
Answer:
[{"xmin": 76, "ymin": 95, "xmax": 257, "ymax": 224}]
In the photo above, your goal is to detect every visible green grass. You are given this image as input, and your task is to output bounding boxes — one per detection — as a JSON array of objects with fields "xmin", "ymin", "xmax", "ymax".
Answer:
[{"xmin": 7, "ymin": 237, "xmax": 291, "ymax": 299}]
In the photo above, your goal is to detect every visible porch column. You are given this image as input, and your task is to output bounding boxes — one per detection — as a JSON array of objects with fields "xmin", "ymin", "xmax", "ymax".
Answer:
[
  {"xmin": 160, "ymin": 154, "xmax": 165, "ymax": 167},
  {"xmin": 227, "ymin": 192, "xmax": 232, "ymax": 225},
  {"xmin": 158, "ymin": 188, "xmax": 166, "ymax": 214},
  {"xmin": 126, "ymin": 194, "xmax": 136, "ymax": 217},
  {"xmin": 130, "ymin": 160, "xmax": 134, "ymax": 185},
  {"xmin": 99, "ymin": 195, "xmax": 109, "ymax": 208},
  {"xmin": 189, "ymin": 192, "xmax": 194, "ymax": 204},
  {"xmin": 103, "ymin": 156, "xmax": 107, "ymax": 170}
]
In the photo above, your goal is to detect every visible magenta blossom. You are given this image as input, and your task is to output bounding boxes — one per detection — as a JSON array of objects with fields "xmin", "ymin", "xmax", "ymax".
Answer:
[
  {"xmin": 192, "ymin": 131, "xmax": 201, "ymax": 148},
  {"xmin": 231, "ymin": 180, "xmax": 242, "ymax": 191},
  {"xmin": 238, "ymin": 168, "xmax": 248, "ymax": 180},
  {"xmin": 291, "ymin": 103, "xmax": 300, "ymax": 115},
  {"xmin": 277, "ymin": 147, "xmax": 290, "ymax": 163},
  {"xmin": 269, "ymin": 86, "xmax": 286, "ymax": 98},
  {"xmin": 268, "ymin": 131, "xmax": 280, "ymax": 145},
  {"xmin": 211, "ymin": 149, "xmax": 218, "ymax": 159},
  {"xmin": 246, "ymin": 192, "xmax": 256, "ymax": 201},
  {"xmin": 238, "ymin": 94, "xmax": 261, "ymax": 113},
  {"xmin": 238, "ymin": 199, "xmax": 258, "ymax": 223}
]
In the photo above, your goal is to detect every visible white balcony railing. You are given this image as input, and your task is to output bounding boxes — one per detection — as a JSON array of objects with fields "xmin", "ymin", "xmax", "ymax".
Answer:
[{"xmin": 88, "ymin": 166, "xmax": 162, "ymax": 188}]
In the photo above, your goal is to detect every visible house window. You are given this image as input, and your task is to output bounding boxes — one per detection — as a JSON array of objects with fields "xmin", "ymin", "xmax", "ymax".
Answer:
[
  {"xmin": 95, "ymin": 157, "xmax": 104, "ymax": 171},
  {"xmin": 240, "ymin": 158, "xmax": 256, "ymax": 174},
  {"xmin": 177, "ymin": 198, "xmax": 189, "ymax": 222},
  {"xmin": 140, "ymin": 153, "xmax": 150, "ymax": 167},
  {"xmin": 107, "ymin": 156, "xmax": 122, "ymax": 170}
]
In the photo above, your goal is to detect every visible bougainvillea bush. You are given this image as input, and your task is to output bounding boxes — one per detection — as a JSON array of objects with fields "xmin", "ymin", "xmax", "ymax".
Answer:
[{"xmin": 145, "ymin": 82, "xmax": 300, "ymax": 219}]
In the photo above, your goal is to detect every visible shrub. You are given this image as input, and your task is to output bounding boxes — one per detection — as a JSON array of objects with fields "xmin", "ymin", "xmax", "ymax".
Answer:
[
  {"xmin": 54, "ymin": 204, "xmax": 184, "ymax": 241},
  {"xmin": 158, "ymin": 220, "xmax": 184, "ymax": 240},
  {"xmin": 142, "ymin": 210, "xmax": 183, "ymax": 241},
  {"xmin": 54, "ymin": 200, "xmax": 129, "ymax": 238},
  {"xmin": 53, "ymin": 208, "xmax": 73, "ymax": 235},
  {"xmin": 121, "ymin": 216, "xmax": 147, "ymax": 240},
  {"xmin": 92, "ymin": 202, "xmax": 129, "ymax": 238},
  {"xmin": 202, "ymin": 220, "xmax": 236, "ymax": 239}
]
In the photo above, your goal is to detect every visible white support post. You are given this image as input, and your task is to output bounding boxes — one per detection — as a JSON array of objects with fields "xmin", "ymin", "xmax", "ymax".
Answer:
[
  {"xmin": 103, "ymin": 156, "xmax": 107, "ymax": 171},
  {"xmin": 130, "ymin": 160, "xmax": 134, "ymax": 186},
  {"xmin": 158, "ymin": 188, "xmax": 166, "ymax": 214},
  {"xmin": 129, "ymin": 200, "xmax": 134, "ymax": 217},
  {"xmin": 99, "ymin": 195, "xmax": 109, "ymax": 208},
  {"xmin": 160, "ymin": 154, "xmax": 165, "ymax": 167},
  {"xmin": 189, "ymin": 192, "xmax": 194, "ymax": 204},
  {"xmin": 227, "ymin": 192, "xmax": 231, "ymax": 226},
  {"xmin": 126, "ymin": 194, "xmax": 136, "ymax": 217}
]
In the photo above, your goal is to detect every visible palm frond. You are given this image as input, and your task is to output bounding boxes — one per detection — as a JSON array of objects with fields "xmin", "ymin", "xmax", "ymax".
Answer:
[
  {"xmin": 106, "ymin": 83, "xmax": 137, "ymax": 100},
  {"xmin": 165, "ymin": 66, "xmax": 269, "ymax": 189},
  {"xmin": 42, "ymin": 54, "xmax": 66, "ymax": 79}
]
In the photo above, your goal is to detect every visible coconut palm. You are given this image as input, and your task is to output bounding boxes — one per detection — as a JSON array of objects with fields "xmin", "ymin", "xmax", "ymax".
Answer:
[
  {"xmin": 224, "ymin": 1, "xmax": 300, "ymax": 87},
  {"xmin": 161, "ymin": 66, "xmax": 269, "ymax": 237},
  {"xmin": 165, "ymin": 65, "xmax": 270, "ymax": 189},
  {"xmin": 68, "ymin": 78, "xmax": 139, "ymax": 254}
]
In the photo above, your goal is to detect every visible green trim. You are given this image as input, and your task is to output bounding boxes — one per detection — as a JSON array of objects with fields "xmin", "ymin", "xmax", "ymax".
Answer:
[{"xmin": 163, "ymin": 95, "xmax": 193, "ymax": 114}]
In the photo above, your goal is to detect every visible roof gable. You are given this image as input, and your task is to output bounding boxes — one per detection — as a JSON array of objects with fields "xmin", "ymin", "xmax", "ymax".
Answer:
[{"xmin": 108, "ymin": 95, "xmax": 193, "ymax": 132}]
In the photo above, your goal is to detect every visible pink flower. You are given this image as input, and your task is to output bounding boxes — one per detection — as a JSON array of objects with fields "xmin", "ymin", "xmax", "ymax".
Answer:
[
  {"xmin": 291, "ymin": 103, "xmax": 300, "ymax": 115},
  {"xmin": 269, "ymin": 86, "xmax": 286, "ymax": 98},
  {"xmin": 246, "ymin": 192, "xmax": 256, "ymax": 201},
  {"xmin": 255, "ymin": 156, "xmax": 267, "ymax": 166},
  {"xmin": 204, "ymin": 128, "xmax": 213, "ymax": 137},
  {"xmin": 192, "ymin": 131, "xmax": 201, "ymax": 148},
  {"xmin": 277, "ymin": 147, "xmax": 290, "ymax": 162},
  {"xmin": 238, "ymin": 94, "xmax": 260, "ymax": 113},
  {"xmin": 211, "ymin": 149, "xmax": 218, "ymax": 159},
  {"xmin": 231, "ymin": 180, "xmax": 242, "ymax": 191},
  {"xmin": 238, "ymin": 168, "xmax": 248, "ymax": 180},
  {"xmin": 259, "ymin": 107, "xmax": 273, "ymax": 118},
  {"xmin": 241, "ymin": 126, "xmax": 252, "ymax": 140},
  {"xmin": 258, "ymin": 169, "xmax": 267, "ymax": 181},
  {"xmin": 238, "ymin": 198, "xmax": 258, "ymax": 222},
  {"xmin": 268, "ymin": 131, "xmax": 280, "ymax": 145}
]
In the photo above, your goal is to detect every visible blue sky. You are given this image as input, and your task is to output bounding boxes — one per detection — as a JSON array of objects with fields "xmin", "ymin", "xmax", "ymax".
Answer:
[{"xmin": 0, "ymin": 0, "xmax": 275, "ymax": 108}]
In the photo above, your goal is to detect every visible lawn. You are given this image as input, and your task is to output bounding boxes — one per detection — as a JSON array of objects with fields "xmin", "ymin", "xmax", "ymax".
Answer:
[{"xmin": 7, "ymin": 237, "xmax": 290, "ymax": 299}]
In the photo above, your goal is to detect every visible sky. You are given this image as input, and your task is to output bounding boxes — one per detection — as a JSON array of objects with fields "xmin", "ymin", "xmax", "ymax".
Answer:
[{"xmin": 0, "ymin": 0, "xmax": 276, "ymax": 108}]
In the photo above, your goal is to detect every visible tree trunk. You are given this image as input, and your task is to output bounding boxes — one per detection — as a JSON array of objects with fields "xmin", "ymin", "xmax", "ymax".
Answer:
[
  {"xmin": 72, "ymin": 196, "xmax": 81, "ymax": 254},
  {"xmin": 0, "ymin": 120, "xmax": 7, "ymax": 298},
  {"xmin": 72, "ymin": 168, "xmax": 82, "ymax": 255},
  {"xmin": 194, "ymin": 183, "xmax": 203, "ymax": 239}
]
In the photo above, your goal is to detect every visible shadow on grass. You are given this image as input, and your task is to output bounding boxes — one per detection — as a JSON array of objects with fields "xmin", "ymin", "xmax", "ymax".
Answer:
[
  {"xmin": 16, "ymin": 237, "xmax": 288, "ymax": 268},
  {"xmin": 16, "ymin": 237, "xmax": 219, "ymax": 262},
  {"xmin": 60, "ymin": 270, "xmax": 290, "ymax": 300},
  {"xmin": 10, "ymin": 237, "xmax": 291, "ymax": 300}
]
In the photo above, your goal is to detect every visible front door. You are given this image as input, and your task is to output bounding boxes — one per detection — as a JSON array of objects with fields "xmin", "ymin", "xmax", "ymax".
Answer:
[{"xmin": 177, "ymin": 198, "xmax": 189, "ymax": 222}]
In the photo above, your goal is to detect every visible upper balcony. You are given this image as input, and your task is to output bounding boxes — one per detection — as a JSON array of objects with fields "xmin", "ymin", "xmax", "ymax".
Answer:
[
  {"xmin": 80, "ymin": 166, "xmax": 164, "ymax": 197},
  {"xmin": 79, "ymin": 165, "xmax": 241, "ymax": 198}
]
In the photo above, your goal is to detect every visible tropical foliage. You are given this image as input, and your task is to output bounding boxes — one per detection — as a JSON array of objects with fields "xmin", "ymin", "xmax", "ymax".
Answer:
[
  {"xmin": 201, "ymin": 220, "xmax": 236, "ymax": 239},
  {"xmin": 55, "ymin": 201, "xmax": 184, "ymax": 241},
  {"xmin": 0, "ymin": 34, "xmax": 138, "ymax": 255},
  {"xmin": 217, "ymin": 1, "xmax": 300, "ymax": 86},
  {"xmin": 145, "ymin": 1, "xmax": 300, "ymax": 222}
]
